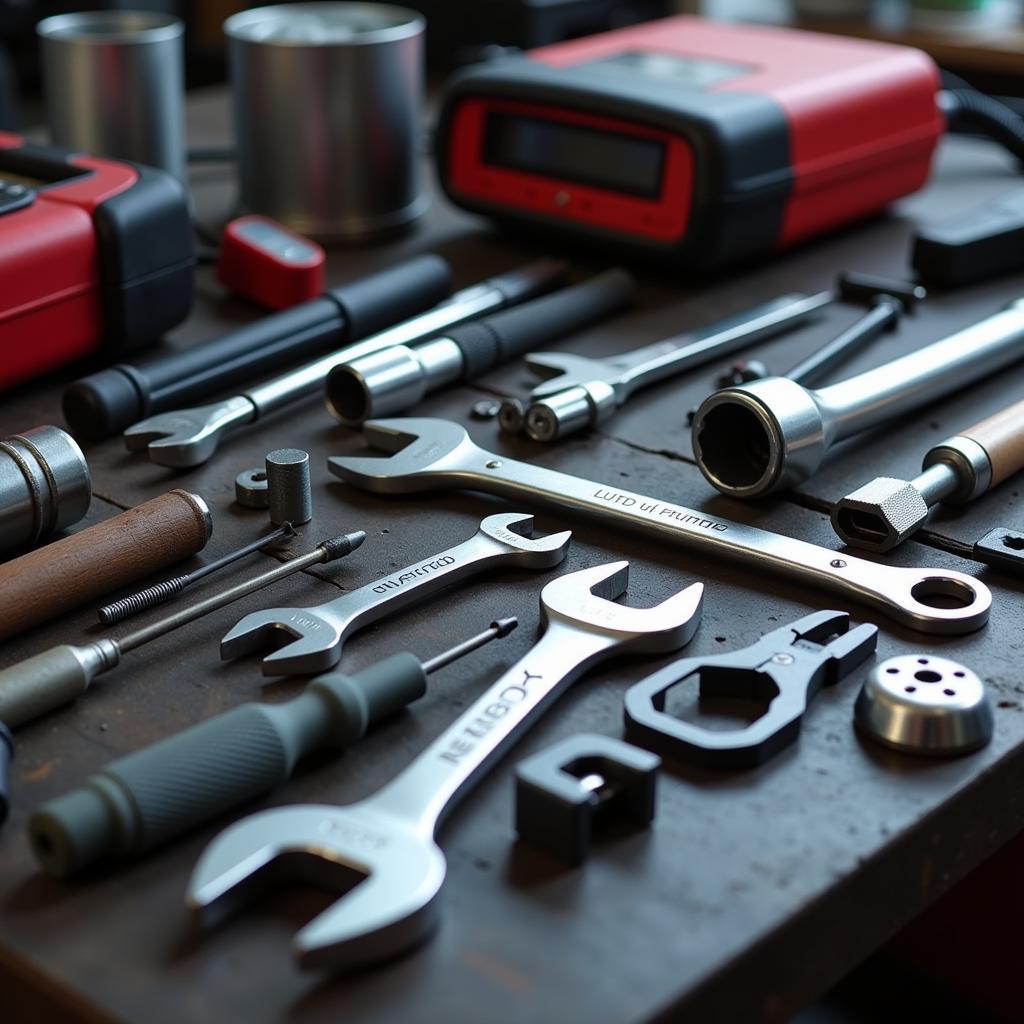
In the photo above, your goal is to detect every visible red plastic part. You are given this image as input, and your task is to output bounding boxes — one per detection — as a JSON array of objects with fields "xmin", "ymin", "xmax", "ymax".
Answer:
[
  {"xmin": 0, "ymin": 132, "xmax": 139, "ymax": 390},
  {"xmin": 217, "ymin": 215, "xmax": 326, "ymax": 311},
  {"xmin": 448, "ymin": 99, "xmax": 693, "ymax": 242},
  {"xmin": 447, "ymin": 16, "xmax": 943, "ymax": 254}
]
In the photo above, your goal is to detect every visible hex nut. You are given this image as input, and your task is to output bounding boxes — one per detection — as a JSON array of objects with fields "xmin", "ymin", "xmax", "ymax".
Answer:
[{"xmin": 235, "ymin": 468, "xmax": 270, "ymax": 509}]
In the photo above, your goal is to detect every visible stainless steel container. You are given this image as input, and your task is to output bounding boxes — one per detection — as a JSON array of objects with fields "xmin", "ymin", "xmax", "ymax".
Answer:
[
  {"xmin": 37, "ymin": 11, "xmax": 186, "ymax": 183},
  {"xmin": 224, "ymin": 3, "xmax": 427, "ymax": 241}
]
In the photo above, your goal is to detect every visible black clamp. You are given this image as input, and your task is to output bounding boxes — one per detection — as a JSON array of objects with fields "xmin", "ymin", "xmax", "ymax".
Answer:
[
  {"xmin": 514, "ymin": 733, "xmax": 660, "ymax": 864},
  {"xmin": 623, "ymin": 610, "xmax": 877, "ymax": 769}
]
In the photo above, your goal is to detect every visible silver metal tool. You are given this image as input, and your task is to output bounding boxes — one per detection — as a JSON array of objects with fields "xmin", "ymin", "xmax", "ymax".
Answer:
[
  {"xmin": 221, "ymin": 512, "xmax": 572, "ymax": 676},
  {"xmin": 29, "ymin": 617, "xmax": 518, "ymax": 877},
  {"xmin": 328, "ymin": 418, "xmax": 991, "ymax": 635},
  {"xmin": 188, "ymin": 560, "xmax": 704, "ymax": 968},
  {"xmin": 692, "ymin": 298, "xmax": 1024, "ymax": 499},
  {"xmin": 854, "ymin": 654, "xmax": 993, "ymax": 756},
  {"xmin": 235, "ymin": 468, "xmax": 269, "ymax": 509},
  {"xmin": 0, "ymin": 425, "xmax": 92, "ymax": 557},
  {"xmin": 0, "ymin": 531, "xmax": 365, "ymax": 731},
  {"xmin": 124, "ymin": 261, "xmax": 566, "ymax": 468},
  {"xmin": 97, "ymin": 523, "xmax": 296, "ymax": 625},
  {"xmin": 832, "ymin": 396, "xmax": 1024, "ymax": 554},
  {"xmin": 266, "ymin": 449, "xmax": 313, "ymax": 526},
  {"xmin": 500, "ymin": 291, "xmax": 830, "ymax": 442}
]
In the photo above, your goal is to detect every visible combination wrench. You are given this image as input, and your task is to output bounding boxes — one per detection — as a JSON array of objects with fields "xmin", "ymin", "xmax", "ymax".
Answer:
[
  {"xmin": 500, "ymin": 291, "xmax": 830, "ymax": 442},
  {"xmin": 692, "ymin": 297, "xmax": 1024, "ymax": 498},
  {"xmin": 221, "ymin": 512, "xmax": 571, "ymax": 675},
  {"xmin": 188, "ymin": 560, "xmax": 705, "ymax": 969},
  {"xmin": 327, "ymin": 418, "xmax": 991, "ymax": 636}
]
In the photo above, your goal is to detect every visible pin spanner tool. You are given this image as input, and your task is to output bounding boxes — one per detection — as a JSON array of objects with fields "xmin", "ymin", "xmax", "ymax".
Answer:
[
  {"xmin": 188, "ymin": 561, "xmax": 704, "ymax": 969},
  {"xmin": 624, "ymin": 610, "xmax": 877, "ymax": 769},
  {"xmin": 221, "ymin": 512, "xmax": 571, "ymax": 676},
  {"xmin": 327, "ymin": 418, "xmax": 991, "ymax": 635},
  {"xmin": 499, "ymin": 291, "xmax": 830, "ymax": 442}
]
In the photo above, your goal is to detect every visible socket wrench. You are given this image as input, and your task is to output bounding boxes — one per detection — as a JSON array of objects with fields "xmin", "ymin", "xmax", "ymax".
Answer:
[
  {"xmin": 692, "ymin": 298, "xmax": 1024, "ymax": 498},
  {"xmin": 221, "ymin": 512, "xmax": 571, "ymax": 675},
  {"xmin": 188, "ymin": 561, "xmax": 704, "ymax": 968},
  {"xmin": 328, "ymin": 418, "xmax": 991, "ymax": 635}
]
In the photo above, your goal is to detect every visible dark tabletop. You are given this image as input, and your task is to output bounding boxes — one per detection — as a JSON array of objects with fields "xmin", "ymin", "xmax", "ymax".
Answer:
[{"xmin": 2, "ymin": 88, "xmax": 1024, "ymax": 1024}]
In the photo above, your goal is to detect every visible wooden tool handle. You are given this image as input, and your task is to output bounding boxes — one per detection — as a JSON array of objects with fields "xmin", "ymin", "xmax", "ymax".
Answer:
[
  {"xmin": 0, "ymin": 490, "xmax": 211, "ymax": 643},
  {"xmin": 963, "ymin": 397, "xmax": 1024, "ymax": 488}
]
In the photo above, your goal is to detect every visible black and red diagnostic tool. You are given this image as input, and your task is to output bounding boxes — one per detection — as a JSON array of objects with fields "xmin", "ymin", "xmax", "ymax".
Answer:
[
  {"xmin": 218, "ymin": 215, "xmax": 326, "ymax": 310},
  {"xmin": 0, "ymin": 133, "xmax": 194, "ymax": 390},
  {"xmin": 437, "ymin": 16, "xmax": 944, "ymax": 269}
]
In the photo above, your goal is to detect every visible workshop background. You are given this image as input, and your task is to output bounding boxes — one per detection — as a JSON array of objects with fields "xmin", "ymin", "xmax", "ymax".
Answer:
[{"xmin": 2, "ymin": 1, "xmax": 1024, "ymax": 1023}]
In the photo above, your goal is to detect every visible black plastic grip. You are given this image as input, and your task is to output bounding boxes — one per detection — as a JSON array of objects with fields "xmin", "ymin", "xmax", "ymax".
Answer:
[
  {"xmin": 61, "ymin": 255, "xmax": 453, "ymax": 440},
  {"xmin": 445, "ymin": 268, "xmax": 636, "ymax": 378}
]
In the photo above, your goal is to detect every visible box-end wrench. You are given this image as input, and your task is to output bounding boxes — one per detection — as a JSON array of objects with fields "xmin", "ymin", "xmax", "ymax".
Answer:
[
  {"xmin": 504, "ymin": 291, "xmax": 830, "ymax": 442},
  {"xmin": 327, "ymin": 418, "xmax": 991, "ymax": 636},
  {"xmin": 188, "ymin": 561, "xmax": 704, "ymax": 969},
  {"xmin": 692, "ymin": 298, "xmax": 1024, "ymax": 499},
  {"xmin": 221, "ymin": 512, "xmax": 571, "ymax": 676},
  {"xmin": 123, "ymin": 261, "xmax": 566, "ymax": 468}
]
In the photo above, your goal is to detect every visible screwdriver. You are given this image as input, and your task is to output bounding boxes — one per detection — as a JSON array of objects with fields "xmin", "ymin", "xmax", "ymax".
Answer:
[
  {"xmin": 0, "ymin": 530, "xmax": 366, "ymax": 732},
  {"xmin": 29, "ymin": 617, "xmax": 519, "ymax": 877}
]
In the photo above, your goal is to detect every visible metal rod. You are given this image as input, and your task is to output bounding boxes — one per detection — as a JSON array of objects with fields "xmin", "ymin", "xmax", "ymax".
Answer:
[{"xmin": 421, "ymin": 617, "xmax": 519, "ymax": 675}]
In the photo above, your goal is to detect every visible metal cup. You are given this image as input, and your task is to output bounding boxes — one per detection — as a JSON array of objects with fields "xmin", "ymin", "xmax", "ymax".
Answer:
[
  {"xmin": 37, "ymin": 10, "xmax": 186, "ymax": 183},
  {"xmin": 224, "ymin": 2, "xmax": 427, "ymax": 241}
]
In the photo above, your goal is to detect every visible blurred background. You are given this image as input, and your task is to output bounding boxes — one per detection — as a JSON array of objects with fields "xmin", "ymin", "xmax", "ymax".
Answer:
[{"xmin": 2, "ymin": 0, "xmax": 1023, "ymax": 130}]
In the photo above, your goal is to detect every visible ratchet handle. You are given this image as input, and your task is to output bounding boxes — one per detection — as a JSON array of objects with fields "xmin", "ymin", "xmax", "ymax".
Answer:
[
  {"xmin": 446, "ymin": 269, "xmax": 636, "ymax": 377},
  {"xmin": 958, "ymin": 396, "xmax": 1024, "ymax": 488},
  {"xmin": 29, "ymin": 654, "xmax": 426, "ymax": 877}
]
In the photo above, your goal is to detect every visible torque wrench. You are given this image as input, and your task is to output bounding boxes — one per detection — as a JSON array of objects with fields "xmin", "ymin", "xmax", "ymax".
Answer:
[
  {"xmin": 188, "ymin": 561, "xmax": 704, "ymax": 969},
  {"xmin": 692, "ymin": 298, "xmax": 1024, "ymax": 498},
  {"xmin": 123, "ymin": 260, "xmax": 567, "ymax": 468},
  {"xmin": 328, "ymin": 418, "xmax": 991, "ymax": 635}
]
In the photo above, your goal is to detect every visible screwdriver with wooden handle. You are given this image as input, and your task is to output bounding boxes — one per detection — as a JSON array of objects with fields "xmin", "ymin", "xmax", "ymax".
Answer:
[
  {"xmin": 0, "ymin": 530, "xmax": 365, "ymax": 731},
  {"xmin": 832, "ymin": 396, "xmax": 1024, "ymax": 553},
  {"xmin": 29, "ymin": 617, "xmax": 518, "ymax": 877}
]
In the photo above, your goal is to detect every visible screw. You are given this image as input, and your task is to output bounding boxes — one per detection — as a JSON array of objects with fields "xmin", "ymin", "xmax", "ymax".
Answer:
[
  {"xmin": 485, "ymin": 460, "xmax": 503, "ymax": 469},
  {"xmin": 830, "ymin": 559, "xmax": 847, "ymax": 568},
  {"xmin": 771, "ymin": 653, "xmax": 795, "ymax": 665}
]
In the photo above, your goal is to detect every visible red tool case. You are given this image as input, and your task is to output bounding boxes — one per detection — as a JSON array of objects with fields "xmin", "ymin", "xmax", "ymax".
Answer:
[
  {"xmin": 0, "ymin": 134, "xmax": 194, "ymax": 390},
  {"xmin": 437, "ymin": 17, "xmax": 944, "ymax": 268}
]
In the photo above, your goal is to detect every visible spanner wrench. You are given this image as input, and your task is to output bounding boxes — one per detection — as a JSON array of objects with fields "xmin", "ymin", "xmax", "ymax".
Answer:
[
  {"xmin": 503, "ymin": 291, "xmax": 830, "ymax": 442},
  {"xmin": 188, "ymin": 560, "xmax": 704, "ymax": 968},
  {"xmin": 327, "ymin": 418, "xmax": 992, "ymax": 636},
  {"xmin": 221, "ymin": 512, "xmax": 571, "ymax": 676}
]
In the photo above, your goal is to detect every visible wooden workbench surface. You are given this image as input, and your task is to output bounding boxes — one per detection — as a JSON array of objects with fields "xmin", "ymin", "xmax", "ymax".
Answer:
[{"xmin": 2, "ymin": 89, "xmax": 1024, "ymax": 1024}]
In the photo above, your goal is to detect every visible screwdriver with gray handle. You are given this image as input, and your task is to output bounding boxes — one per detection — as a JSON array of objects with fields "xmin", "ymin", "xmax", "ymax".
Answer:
[{"xmin": 29, "ymin": 617, "xmax": 518, "ymax": 877}]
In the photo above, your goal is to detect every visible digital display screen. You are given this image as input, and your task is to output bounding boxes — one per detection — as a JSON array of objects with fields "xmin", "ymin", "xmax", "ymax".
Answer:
[{"xmin": 483, "ymin": 112, "xmax": 665, "ymax": 199}]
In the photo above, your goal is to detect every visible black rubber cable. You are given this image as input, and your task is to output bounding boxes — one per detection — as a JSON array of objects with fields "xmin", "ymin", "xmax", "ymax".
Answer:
[{"xmin": 939, "ymin": 88, "xmax": 1024, "ymax": 167}]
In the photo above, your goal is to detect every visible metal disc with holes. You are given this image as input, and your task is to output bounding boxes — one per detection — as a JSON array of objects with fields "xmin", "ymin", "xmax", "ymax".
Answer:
[{"xmin": 854, "ymin": 654, "xmax": 994, "ymax": 756}]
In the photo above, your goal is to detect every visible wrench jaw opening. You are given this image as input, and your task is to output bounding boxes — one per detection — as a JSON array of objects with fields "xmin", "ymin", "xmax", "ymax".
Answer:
[
  {"xmin": 220, "ymin": 610, "xmax": 344, "ymax": 676},
  {"xmin": 479, "ymin": 512, "xmax": 573, "ymax": 569},
  {"xmin": 188, "ymin": 804, "xmax": 447, "ymax": 972},
  {"xmin": 692, "ymin": 377, "xmax": 827, "ymax": 499},
  {"xmin": 875, "ymin": 567, "xmax": 992, "ymax": 635},
  {"xmin": 123, "ymin": 396, "xmax": 255, "ymax": 469},
  {"xmin": 328, "ymin": 418, "xmax": 479, "ymax": 494},
  {"xmin": 523, "ymin": 352, "xmax": 613, "ymax": 399}
]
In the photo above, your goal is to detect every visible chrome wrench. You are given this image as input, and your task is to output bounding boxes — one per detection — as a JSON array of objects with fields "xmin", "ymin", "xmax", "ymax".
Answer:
[
  {"xmin": 221, "ymin": 512, "xmax": 571, "ymax": 675},
  {"xmin": 506, "ymin": 291, "xmax": 831, "ymax": 441},
  {"xmin": 328, "ymin": 418, "xmax": 991, "ymax": 636},
  {"xmin": 189, "ymin": 561, "xmax": 704, "ymax": 968}
]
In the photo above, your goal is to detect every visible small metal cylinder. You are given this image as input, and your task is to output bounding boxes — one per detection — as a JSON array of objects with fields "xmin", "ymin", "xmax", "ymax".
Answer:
[
  {"xmin": 37, "ymin": 11, "xmax": 186, "ymax": 182},
  {"xmin": 0, "ymin": 426, "xmax": 91, "ymax": 558},
  {"xmin": 224, "ymin": 2, "xmax": 427, "ymax": 240},
  {"xmin": 266, "ymin": 450, "xmax": 313, "ymax": 525}
]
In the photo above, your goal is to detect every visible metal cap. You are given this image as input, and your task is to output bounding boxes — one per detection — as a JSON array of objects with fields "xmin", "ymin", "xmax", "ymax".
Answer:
[{"xmin": 854, "ymin": 654, "xmax": 993, "ymax": 756}]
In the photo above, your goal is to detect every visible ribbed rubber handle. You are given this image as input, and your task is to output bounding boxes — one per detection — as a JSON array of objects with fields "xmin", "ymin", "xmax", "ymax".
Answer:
[
  {"xmin": 446, "ymin": 268, "xmax": 636, "ymax": 377},
  {"xmin": 0, "ymin": 490, "xmax": 211, "ymax": 643},
  {"xmin": 962, "ymin": 396, "xmax": 1024, "ymax": 488},
  {"xmin": 28, "ymin": 653, "xmax": 426, "ymax": 876}
]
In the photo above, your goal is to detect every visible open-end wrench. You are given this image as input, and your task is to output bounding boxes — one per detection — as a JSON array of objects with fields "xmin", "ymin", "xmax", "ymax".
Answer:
[
  {"xmin": 500, "ymin": 291, "xmax": 830, "ymax": 441},
  {"xmin": 188, "ymin": 561, "xmax": 704, "ymax": 969},
  {"xmin": 123, "ymin": 262, "xmax": 565, "ymax": 468},
  {"xmin": 221, "ymin": 512, "xmax": 571, "ymax": 676},
  {"xmin": 327, "ymin": 418, "xmax": 992, "ymax": 636}
]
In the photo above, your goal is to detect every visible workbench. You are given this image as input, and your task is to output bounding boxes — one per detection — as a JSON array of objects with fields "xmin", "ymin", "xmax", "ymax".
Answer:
[{"xmin": 2, "ymin": 88, "xmax": 1024, "ymax": 1024}]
